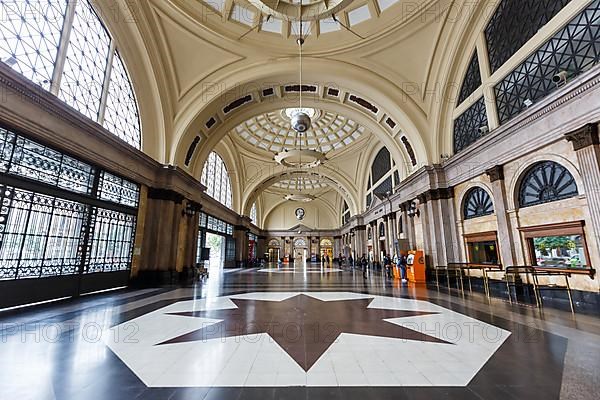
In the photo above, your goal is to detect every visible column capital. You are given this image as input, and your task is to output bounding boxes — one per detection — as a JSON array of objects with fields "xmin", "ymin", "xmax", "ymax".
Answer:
[
  {"xmin": 485, "ymin": 165, "xmax": 505, "ymax": 182},
  {"xmin": 565, "ymin": 123, "xmax": 599, "ymax": 151}
]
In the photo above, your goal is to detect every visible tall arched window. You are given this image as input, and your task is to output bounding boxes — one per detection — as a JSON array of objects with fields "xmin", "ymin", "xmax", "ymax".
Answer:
[
  {"xmin": 201, "ymin": 152, "xmax": 233, "ymax": 209},
  {"xmin": 250, "ymin": 203, "xmax": 257, "ymax": 224},
  {"xmin": 463, "ymin": 187, "xmax": 494, "ymax": 219},
  {"xmin": 0, "ymin": 0, "xmax": 141, "ymax": 148},
  {"xmin": 365, "ymin": 147, "xmax": 401, "ymax": 209},
  {"xmin": 379, "ymin": 222, "xmax": 386, "ymax": 238},
  {"xmin": 519, "ymin": 161, "xmax": 578, "ymax": 208}
]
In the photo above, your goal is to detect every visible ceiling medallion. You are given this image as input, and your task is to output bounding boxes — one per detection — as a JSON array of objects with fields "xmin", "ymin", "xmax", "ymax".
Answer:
[
  {"xmin": 285, "ymin": 193, "xmax": 315, "ymax": 203},
  {"xmin": 247, "ymin": 0, "xmax": 353, "ymax": 21},
  {"xmin": 295, "ymin": 207, "xmax": 306, "ymax": 220},
  {"xmin": 275, "ymin": 148, "xmax": 327, "ymax": 168}
]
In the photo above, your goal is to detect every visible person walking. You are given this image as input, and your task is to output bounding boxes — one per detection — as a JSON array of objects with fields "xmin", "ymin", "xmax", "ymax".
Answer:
[{"xmin": 361, "ymin": 254, "xmax": 368, "ymax": 279}]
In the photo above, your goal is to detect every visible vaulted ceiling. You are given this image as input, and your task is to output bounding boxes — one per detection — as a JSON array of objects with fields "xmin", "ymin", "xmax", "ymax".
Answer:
[{"xmin": 95, "ymin": 0, "xmax": 488, "ymax": 226}]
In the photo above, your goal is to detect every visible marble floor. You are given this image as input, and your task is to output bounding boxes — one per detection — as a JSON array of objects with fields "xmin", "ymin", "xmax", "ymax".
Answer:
[{"xmin": 0, "ymin": 264, "xmax": 599, "ymax": 400}]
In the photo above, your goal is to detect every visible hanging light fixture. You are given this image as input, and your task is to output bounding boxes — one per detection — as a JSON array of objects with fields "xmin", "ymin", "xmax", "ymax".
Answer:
[{"xmin": 274, "ymin": 4, "xmax": 327, "ymax": 169}]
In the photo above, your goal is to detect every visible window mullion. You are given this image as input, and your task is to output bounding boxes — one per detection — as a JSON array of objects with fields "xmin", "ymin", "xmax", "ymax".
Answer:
[
  {"xmin": 50, "ymin": 0, "xmax": 77, "ymax": 96},
  {"xmin": 98, "ymin": 43, "xmax": 117, "ymax": 124}
]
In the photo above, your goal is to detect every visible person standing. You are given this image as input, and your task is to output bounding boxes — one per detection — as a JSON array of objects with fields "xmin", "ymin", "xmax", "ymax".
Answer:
[
  {"xmin": 361, "ymin": 254, "xmax": 368, "ymax": 279},
  {"xmin": 338, "ymin": 253, "xmax": 343, "ymax": 268},
  {"xmin": 399, "ymin": 252, "xmax": 408, "ymax": 283}
]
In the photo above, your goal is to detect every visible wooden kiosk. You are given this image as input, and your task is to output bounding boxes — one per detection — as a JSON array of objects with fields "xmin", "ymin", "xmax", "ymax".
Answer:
[{"xmin": 406, "ymin": 250, "xmax": 427, "ymax": 283}]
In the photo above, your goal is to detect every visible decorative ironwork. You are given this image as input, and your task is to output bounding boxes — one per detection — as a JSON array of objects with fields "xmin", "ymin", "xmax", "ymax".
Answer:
[
  {"xmin": 485, "ymin": 0, "xmax": 571, "ymax": 73},
  {"xmin": 0, "ymin": 125, "xmax": 139, "ymax": 281},
  {"xmin": 199, "ymin": 212, "xmax": 234, "ymax": 236},
  {"xmin": 85, "ymin": 207, "xmax": 136, "ymax": 273},
  {"xmin": 518, "ymin": 161, "xmax": 578, "ymax": 207},
  {"xmin": 463, "ymin": 187, "xmax": 494, "ymax": 219},
  {"xmin": 374, "ymin": 177, "xmax": 392, "ymax": 197},
  {"xmin": 495, "ymin": 1, "xmax": 600, "ymax": 124},
  {"xmin": 457, "ymin": 51, "xmax": 482, "ymax": 105},
  {"xmin": 0, "ymin": 185, "xmax": 87, "ymax": 280},
  {"xmin": 201, "ymin": 152, "xmax": 233, "ymax": 209},
  {"xmin": 0, "ymin": 0, "xmax": 68, "ymax": 91},
  {"xmin": 453, "ymin": 97, "xmax": 488, "ymax": 153},
  {"xmin": 1, "ymin": 128, "xmax": 96, "ymax": 194},
  {"xmin": 59, "ymin": 0, "xmax": 111, "ymax": 121},
  {"xmin": 102, "ymin": 51, "xmax": 142, "ymax": 147},
  {"xmin": 0, "ymin": 0, "xmax": 141, "ymax": 148},
  {"xmin": 98, "ymin": 171, "xmax": 139, "ymax": 208}
]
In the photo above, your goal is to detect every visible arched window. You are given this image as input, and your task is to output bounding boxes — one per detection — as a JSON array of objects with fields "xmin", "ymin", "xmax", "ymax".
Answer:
[
  {"xmin": 367, "ymin": 227, "xmax": 372, "ymax": 240},
  {"xmin": 519, "ymin": 161, "xmax": 578, "ymax": 208},
  {"xmin": 0, "ymin": 0, "xmax": 141, "ymax": 148},
  {"xmin": 365, "ymin": 147, "xmax": 401, "ymax": 209},
  {"xmin": 201, "ymin": 152, "xmax": 232, "ymax": 209},
  {"xmin": 320, "ymin": 238, "xmax": 333, "ymax": 247},
  {"xmin": 463, "ymin": 187, "xmax": 494, "ymax": 219},
  {"xmin": 379, "ymin": 222, "xmax": 386, "ymax": 238},
  {"xmin": 268, "ymin": 239, "xmax": 280, "ymax": 247},
  {"xmin": 294, "ymin": 238, "xmax": 307, "ymax": 247},
  {"xmin": 250, "ymin": 203, "xmax": 257, "ymax": 224}
]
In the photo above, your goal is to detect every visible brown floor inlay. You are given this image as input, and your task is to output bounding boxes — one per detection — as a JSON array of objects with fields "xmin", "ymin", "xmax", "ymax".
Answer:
[{"xmin": 157, "ymin": 294, "xmax": 449, "ymax": 371}]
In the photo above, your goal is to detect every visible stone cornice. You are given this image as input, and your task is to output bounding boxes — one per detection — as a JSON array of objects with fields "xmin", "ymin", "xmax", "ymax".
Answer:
[{"xmin": 565, "ymin": 123, "xmax": 599, "ymax": 151}]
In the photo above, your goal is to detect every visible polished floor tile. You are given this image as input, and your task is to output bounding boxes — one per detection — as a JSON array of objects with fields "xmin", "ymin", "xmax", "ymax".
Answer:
[{"xmin": 0, "ymin": 265, "xmax": 598, "ymax": 399}]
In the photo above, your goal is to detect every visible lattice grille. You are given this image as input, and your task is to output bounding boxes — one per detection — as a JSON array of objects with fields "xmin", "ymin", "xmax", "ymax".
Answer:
[
  {"xmin": 495, "ymin": 0, "xmax": 600, "ymax": 124},
  {"xmin": 453, "ymin": 97, "xmax": 488, "ymax": 153},
  {"xmin": 0, "ymin": 0, "xmax": 67, "ymax": 90},
  {"xmin": 102, "ymin": 51, "xmax": 141, "ymax": 148},
  {"xmin": 458, "ymin": 51, "xmax": 482, "ymax": 105},
  {"xmin": 485, "ymin": 0, "xmax": 572, "ymax": 72},
  {"xmin": 59, "ymin": 0, "xmax": 111, "ymax": 120}
]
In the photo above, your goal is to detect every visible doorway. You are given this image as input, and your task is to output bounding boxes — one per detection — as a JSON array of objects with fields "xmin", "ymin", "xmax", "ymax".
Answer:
[{"xmin": 206, "ymin": 232, "xmax": 226, "ymax": 270}]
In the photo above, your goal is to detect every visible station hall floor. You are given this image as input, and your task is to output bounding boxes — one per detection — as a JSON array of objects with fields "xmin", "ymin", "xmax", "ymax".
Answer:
[{"xmin": 0, "ymin": 264, "xmax": 598, "ymax": 400}]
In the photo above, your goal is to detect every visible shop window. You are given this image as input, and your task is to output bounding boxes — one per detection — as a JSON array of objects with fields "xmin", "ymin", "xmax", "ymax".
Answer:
[
  {"xmin": 465, "ymin": 232, "xmax": 499, "ymax": 265},
  {"xmin": 520, "ymin": 222, "xmax": 591, "ymax": 269}
]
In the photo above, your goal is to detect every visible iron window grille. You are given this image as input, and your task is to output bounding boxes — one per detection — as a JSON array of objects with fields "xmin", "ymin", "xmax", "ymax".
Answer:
[
  {"xmin": 453, "ymin": 97, "xmax": 488, "ymax": 154},
  {"xmin": 518, "ymin": 161, "xmax": 578, "ymax": 208},
  {"xmin": 457, "ymin": 51, "xmax": 482, "ymax": 105},
  {"xmin": 463, "ymin": 187, "xmax": 495, "ymax": 219},
  {"xmin": 485, "ymin": 0, "xmax": 572, "ymax": 73},
  {"xmin": 495, "ymin": 0, "xmax": 600, "ymax": 124},
  {"xmin": 0, "ymin": 126, "xmax": 139, "ymax": 281}
]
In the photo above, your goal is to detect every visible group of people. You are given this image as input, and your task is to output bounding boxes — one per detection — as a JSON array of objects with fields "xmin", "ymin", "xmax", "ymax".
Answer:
[{"xmin": 358, "ymin": 253, "xmax": 409, "ymax": 282}]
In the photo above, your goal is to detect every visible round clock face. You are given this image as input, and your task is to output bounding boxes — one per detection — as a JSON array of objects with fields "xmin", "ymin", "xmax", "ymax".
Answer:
[{"xmin": 295, "ymin": 208, "xmax": 305, "ymax": 220}]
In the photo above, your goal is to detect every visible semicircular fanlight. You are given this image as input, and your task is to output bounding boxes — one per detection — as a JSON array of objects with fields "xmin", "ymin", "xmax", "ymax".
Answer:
[
  {"xmin": 519, "ymin": 161, "xmax": 578, "ymax": 208},
  {"xmin": 463, "ymin": 187, "xmax": 494, "ymax": 219}
]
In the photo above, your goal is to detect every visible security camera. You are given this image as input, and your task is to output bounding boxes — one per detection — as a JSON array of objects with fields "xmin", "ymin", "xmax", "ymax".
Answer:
[
  {"xmin": 478, "ymin": 126, "xmax": 489, "ymax": 135},
  {"xmin": 552, "ymin": 70, "xmax": 568, "ymax": 86}
]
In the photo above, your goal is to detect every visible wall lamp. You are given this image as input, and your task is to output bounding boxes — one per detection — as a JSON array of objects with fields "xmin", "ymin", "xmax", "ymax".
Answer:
[
  {"xmin": 407, "ymin": 201, "xmax": 420, "ymax": 218},
  {"xmin": 182, "ymin": 202, "xmax": 200, "ymax": 217}
]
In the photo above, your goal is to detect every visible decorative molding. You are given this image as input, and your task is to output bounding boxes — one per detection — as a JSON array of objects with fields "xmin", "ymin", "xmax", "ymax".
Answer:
[
  {"xmin": 486, "ymin": 165, "xmax": 505, "ymax": 182},
  {"xmin": 565, "ymin": 123, "xmax": 599, "ymax": 151}
]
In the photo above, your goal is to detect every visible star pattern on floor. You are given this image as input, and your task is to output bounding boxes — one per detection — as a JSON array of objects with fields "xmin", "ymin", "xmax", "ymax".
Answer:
[{"xmin": 157, "ymin": 294, "xmax": 451, "ymax": 371}]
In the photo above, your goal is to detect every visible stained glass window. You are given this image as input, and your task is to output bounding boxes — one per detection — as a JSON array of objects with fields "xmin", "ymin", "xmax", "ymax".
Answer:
[
  {"xmin": 201, "ymin": 152, "xmax": 233, "ymax": 209},
  {"xmin": 463, "ymin": 187, "xmax": 494, "ymax": 219},
  {"xmin": 518, "ymin": 161, "xmax": 578, "ymax": 207}
]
